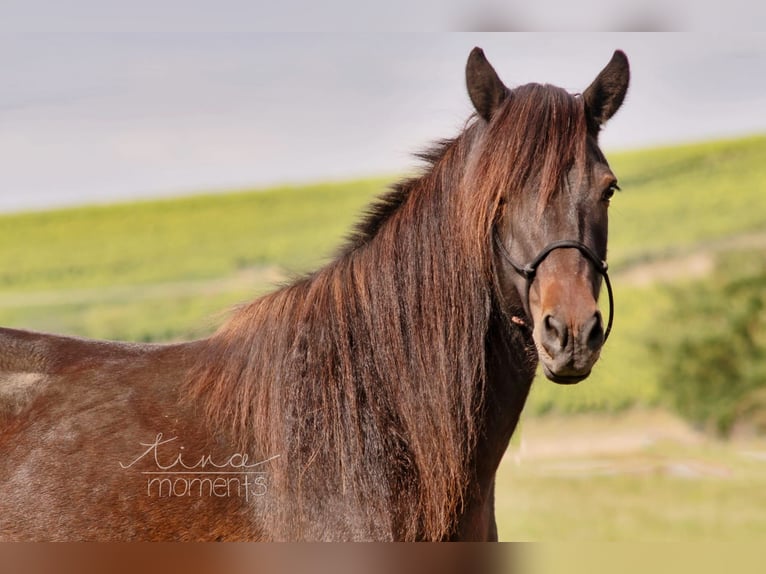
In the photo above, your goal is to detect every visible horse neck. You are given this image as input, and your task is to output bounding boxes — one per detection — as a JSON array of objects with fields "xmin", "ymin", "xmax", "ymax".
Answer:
[
  {"xmin": 484, "ymin": 309, "xmax": 537, "ymax": 457},
  {"xmin": 469, "ymin": 213, "xmax": 540, "ymax": 488},
  {"xmin": 187, "ymin": 164, "xmax": 497, "ymax": 539}
]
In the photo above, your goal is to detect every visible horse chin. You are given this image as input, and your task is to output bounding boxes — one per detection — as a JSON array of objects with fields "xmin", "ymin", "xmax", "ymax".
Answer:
[{"xmin": 542, "ymin": 365, "xmax": 591, "ymax": 385}]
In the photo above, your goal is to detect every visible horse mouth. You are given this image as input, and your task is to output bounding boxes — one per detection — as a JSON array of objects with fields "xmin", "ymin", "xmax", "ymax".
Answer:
[{"xmin": 542, "ymin": 365, "xmax": 591, "ymax": 385}]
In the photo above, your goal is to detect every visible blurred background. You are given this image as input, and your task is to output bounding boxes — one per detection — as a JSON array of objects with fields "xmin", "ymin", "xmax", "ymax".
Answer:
[{"xmin": 2, "ymin": 22, "xmax": 766, "ymax": 541}]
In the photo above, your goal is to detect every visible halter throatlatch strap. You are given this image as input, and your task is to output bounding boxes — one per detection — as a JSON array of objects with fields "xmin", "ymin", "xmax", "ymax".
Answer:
[{"xmin": 494, "ymin": 233, "xmax": 615, "ymax": 342}]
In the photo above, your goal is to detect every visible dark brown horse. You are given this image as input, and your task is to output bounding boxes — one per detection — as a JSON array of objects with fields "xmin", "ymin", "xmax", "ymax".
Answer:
[{"xmin": 0, "ymin": 48, "xmax": 629, "ymax": 541}]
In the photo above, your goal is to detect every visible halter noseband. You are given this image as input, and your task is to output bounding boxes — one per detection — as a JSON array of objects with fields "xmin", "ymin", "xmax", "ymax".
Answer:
[{"xmin": 493, "ymin": 233, "xmax": 615, "ymax": 342}]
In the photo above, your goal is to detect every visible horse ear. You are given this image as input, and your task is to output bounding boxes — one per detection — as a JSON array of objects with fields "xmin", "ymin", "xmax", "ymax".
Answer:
[
  {"xmin": 583, "ymin": 50, "xmax": 630, "ymax": 135},
  {"xmin": 466, "ymin": 47, "xmax": 508, "ymax": 122}
]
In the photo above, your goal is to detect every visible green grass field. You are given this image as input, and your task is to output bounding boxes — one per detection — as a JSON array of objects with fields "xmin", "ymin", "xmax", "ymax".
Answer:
[
  {"xmin": 2, "ymin": 134, "xmax": 766, "ymax": 541},
  {"xmin": 0, "ymin": 177, "xmax": 391, "ymax": 292},
  {"xmin": 498, "ymin": 440, "xmax": 766, "ymax": 541},
  {"xmin": 495, "ymin": 410, "xmax": 766, "ymax": 541}
]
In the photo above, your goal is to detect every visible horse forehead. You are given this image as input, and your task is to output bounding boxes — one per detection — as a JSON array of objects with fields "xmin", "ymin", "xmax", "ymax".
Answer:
[
  {"xmin": 579, "ymin": 161, "xmax": 615, "ymax": 189},
  {"xmin": 566, "ymin": 149, "xmax": 614, "ymax": 193},
  {"xmin": 585, "ymin": 135, "xmax": 613, "ymax": 173}
]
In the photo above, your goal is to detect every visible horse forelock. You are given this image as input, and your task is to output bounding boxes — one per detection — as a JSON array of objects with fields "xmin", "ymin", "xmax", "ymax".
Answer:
[{"xmin": 469, "ymin": 83, "xmax": 589, "ymax": 228}]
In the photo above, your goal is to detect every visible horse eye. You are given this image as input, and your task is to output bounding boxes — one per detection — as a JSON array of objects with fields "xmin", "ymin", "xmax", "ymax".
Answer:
[{"xmin": 602, "ymin": 183, "xmax": 620, "ymax": 202}]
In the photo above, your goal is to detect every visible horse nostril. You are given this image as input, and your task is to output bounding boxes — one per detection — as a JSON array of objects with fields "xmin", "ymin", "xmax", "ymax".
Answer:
[
  {"xmin": 542, "ymin": 314, "xmax": 568, "ymax": 353},
  {"xmin": 585, "ymin": 311, "xmax": 605, "ymax": 350}
]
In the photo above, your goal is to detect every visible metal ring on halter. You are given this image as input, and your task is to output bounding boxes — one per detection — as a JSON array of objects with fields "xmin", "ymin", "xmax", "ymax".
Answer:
[{"xmin": 493, "ymin": 232, "xmax": 615, "ymax": 343}]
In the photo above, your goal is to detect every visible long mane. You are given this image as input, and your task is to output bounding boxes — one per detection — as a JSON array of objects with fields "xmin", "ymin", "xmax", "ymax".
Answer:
[{"xmin": 185, "ymin": 83, "xmax": 587, "ymax": 540}]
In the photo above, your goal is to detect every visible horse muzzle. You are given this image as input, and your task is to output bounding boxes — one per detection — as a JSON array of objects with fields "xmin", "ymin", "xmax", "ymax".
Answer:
[{"xmin": 536, "ymin": 309, "xmax": 604, "ymax": 384}]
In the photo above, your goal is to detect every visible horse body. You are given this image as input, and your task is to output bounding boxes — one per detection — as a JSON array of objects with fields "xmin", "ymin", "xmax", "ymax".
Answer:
[
  {"xmin": 0, "ymin": 328, "xmax": 260, "ymax": 540},
  {"xmin": 0, "ymin": 321, "xmax": 529, "ymax": 541},
  {"xmin": 0, "ymin": 47, "xmax": 629, "ymax": 541}
]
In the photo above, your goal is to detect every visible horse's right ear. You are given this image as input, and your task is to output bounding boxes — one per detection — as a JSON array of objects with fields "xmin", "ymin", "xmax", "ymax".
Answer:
[{"xmin": 466, "ymin": 47, "xmax": 508, "ymax": 122}]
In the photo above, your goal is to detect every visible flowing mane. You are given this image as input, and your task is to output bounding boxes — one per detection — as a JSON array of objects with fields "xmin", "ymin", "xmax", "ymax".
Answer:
[{"xmin": 185, "ymin": 83, "xmax": 589, "ymax": 540}]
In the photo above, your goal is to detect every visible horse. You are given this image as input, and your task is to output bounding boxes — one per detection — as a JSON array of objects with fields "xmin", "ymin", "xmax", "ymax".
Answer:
[{"xmin": 0, "ymin": 47, "xmax": 629, "ymax": 541}]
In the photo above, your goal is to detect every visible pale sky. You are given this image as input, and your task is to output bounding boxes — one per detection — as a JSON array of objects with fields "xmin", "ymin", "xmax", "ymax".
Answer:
[{"xmin": 1, "ymin": 28, "xmax": 765, "ymax": 212}]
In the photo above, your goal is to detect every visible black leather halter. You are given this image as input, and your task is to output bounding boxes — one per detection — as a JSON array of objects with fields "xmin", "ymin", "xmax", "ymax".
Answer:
[{"xmin": 494, "ymin": 232, "xmax": 615, "ymax": 342}]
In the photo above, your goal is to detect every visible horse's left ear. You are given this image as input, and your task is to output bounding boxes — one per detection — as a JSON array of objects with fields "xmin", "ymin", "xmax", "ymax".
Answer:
[
  {"xmin": 583, "ymin": 50, "xmax": 630, "ymax": 135},
  {"xmin": 466, "ymin": 47, "xmax": 508, "ymax": 122}
]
